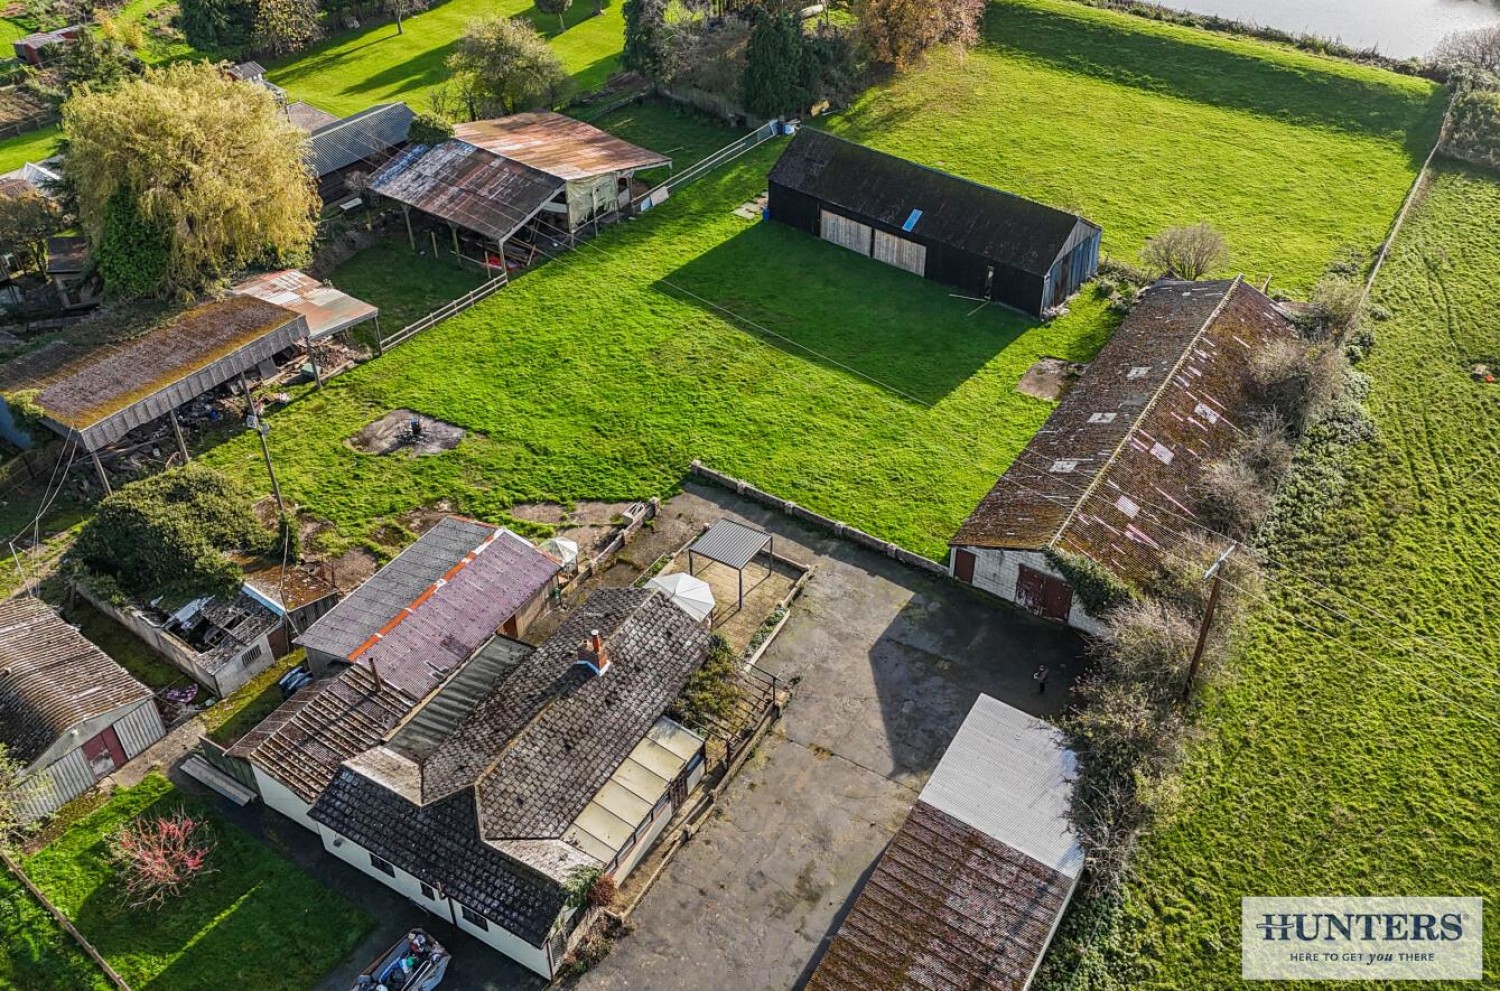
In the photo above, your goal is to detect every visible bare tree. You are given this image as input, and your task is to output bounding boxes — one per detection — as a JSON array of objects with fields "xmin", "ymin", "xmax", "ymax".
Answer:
[
  {"xmin": 1434, "ymin": 25, "xmax": 1500, "ymax": 75},
  {"xmin": 1141, "ymin": 222, "xmax": 1230, "ymax": 281},
  {"xmin": 109, "ymin": 810, "xmax": 216, "ymax": 908}
]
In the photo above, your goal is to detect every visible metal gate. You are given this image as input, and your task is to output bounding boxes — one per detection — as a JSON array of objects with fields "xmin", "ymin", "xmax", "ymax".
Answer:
[{"xmin": 1016, "ymin": 565, "xmax": 1073, "ymax": 622}]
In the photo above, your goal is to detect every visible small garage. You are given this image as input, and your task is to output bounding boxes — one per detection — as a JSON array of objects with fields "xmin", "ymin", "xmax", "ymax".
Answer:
[
  {"xmin": 767, "ymin": 129, "xmax": 1101, "ymax": 317},
  {"xmin": 0, "ymin": 597, "xmax": 165, "ymax": 820}
]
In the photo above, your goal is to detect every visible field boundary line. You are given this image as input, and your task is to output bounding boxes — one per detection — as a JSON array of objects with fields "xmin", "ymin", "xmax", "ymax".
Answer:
[
  {"xmin": 1, "ymin": 849, "xmax": 132, "ymax": 991},
  {"xmin": 1362, "ymin": 90, "xmax": 1458, "ymax": 302}
]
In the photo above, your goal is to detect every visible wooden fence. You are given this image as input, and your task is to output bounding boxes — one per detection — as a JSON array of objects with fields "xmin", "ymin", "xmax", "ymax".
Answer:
[
  {"xmin": 634, "ymin": 120, "xmax": 781, "ymax": 213},
  {"xmin": 377, "ymin": 271, "xmax": 508, "ymax": 351},
  {"xmin": 2, "ymin": 851, "xmax": 132, "ymax": 991}
]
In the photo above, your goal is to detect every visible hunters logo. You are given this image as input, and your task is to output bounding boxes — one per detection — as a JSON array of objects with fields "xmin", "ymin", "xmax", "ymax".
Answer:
[{"xmin": 1242, "ymin": 898, "xmax": 1484, "ymax": 981}]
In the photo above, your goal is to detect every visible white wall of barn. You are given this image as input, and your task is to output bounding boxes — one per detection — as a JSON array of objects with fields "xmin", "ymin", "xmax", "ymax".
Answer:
[
  {"xmin": 951, "ymin": 546, "xmax": 1107, "ymax": 636},
  {"xmin": 316, "ymin": 826, "xmax": 555, "ymax": 979},
  {"xmin": 252, "ymin": 766, "xmax": 322, "ymax": 834}
]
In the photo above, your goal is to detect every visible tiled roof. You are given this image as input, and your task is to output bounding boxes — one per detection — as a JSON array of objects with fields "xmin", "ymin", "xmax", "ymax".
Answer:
[
  {"xmin": 368, "ymin": 140, "xmax": 563, "ymax": 242},
  {"xmin": 0, "ymin": 598, "xmax": 152, "ymax": 764},
  {"xmin": 805, "ymin": 802, "xmax": 1075, "ymax": 991},
  {"xmin": 227, "ymin": 663, "xmax": 414, "ymax": 803},
  {"xmin": 311, "ymin": 772, "xmax": 570, "ymax": 946},
  {"xmin": 307, "ymin": 589, "xmax": 711, "ymax": 941},
  {"xmin": 769, "ymin": 129, "xmax": 1099, "ymax": 278},
  {"xmin": 805, "ymin": 695, "xmax": 1081, "ymax": 991},
  {"xmin": 454, "ymin": 112, "xmax": 670, "ymax": 182},
  {"xmin": 419, "ymin": 588, "xmax": 712, "ymax": 837},
  {"xmin": 952, "ymin": 277, "xmax": 1296, "ymax": 586}
]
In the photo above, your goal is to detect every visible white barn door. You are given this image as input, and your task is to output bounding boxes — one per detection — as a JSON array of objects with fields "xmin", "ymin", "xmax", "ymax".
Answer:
[
  {"xmin": 872, "ymin": 230, "xmax": 927, "ymax": 276},
  {"xmin": 820, "ymin": 209, "xmax": 871, "ymax": 256}
]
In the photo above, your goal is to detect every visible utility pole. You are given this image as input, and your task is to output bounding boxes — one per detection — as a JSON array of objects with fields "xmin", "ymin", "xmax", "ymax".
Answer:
[{"xmin": 1183, "ymin": 542, "xmax": 1237, "ymax": 702}]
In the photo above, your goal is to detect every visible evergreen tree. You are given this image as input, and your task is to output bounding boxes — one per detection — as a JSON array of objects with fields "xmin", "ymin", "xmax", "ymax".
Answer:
[
  {"xmin": 622, "ymin": 0, "xmax": 669, "ymax": 79},
  {"xmin": 743, "ymin": 9, "xmax": 806, "ymax": 117}
]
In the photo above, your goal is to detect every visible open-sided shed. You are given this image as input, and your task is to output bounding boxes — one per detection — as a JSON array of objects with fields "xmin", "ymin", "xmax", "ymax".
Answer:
[
  {"xmin": 233, "ymin": 269, "xmax": 379, "ymax": 341},
  {"xmin": 0, "ymin": 296, "xmax": 315, "ymax": 489},
  {"xmin": 769, "ymin": 129, "xmax": 1101, "ymax": 317}
]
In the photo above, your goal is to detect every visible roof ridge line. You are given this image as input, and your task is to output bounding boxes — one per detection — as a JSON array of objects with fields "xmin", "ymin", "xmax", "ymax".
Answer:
[{"xmin": 1044, "ymin": 275, "xmax": 1243, "ymax": 552}]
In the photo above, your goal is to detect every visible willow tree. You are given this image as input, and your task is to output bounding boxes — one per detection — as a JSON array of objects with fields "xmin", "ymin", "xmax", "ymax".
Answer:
[{"xmin": 61, "ymin": 62, "xmax": 319, "ymax": 297}]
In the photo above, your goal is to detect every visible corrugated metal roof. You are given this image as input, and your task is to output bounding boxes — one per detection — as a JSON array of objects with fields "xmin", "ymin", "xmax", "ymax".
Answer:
[
  {"xmin": 4, "ymin": 297, "xmax": 305, "ymax": 449},
  {"xmin": 690, "ymin": 518, "xmax": 772, "ymax": 571},
  {"xmin": 368, "ymin": 140, "xmax": 563, "ymax": 241},
  {"xmin": 454, "ymin": 112, "xmax": 670, "ymax": 182},
  {"xmin": 770, "ymin": 129, "xmax": 1099, "ymax": 278},
  {"xmin": 232, "ymin": 269, "xmax": 378, "ymax": 340},
  {"xmin": 920, "ymin": 694, "xmax": 1083, "ymax": 879},
  {"xmin": 296, "ymin": 517, "xmax": 499, "ymax": 660},
  {"xmin": 284, "ymin": 101, "xmax": 339, "ymax": 135},
  {"xmin": 0, "ymin": 598, "xmax": 152, "ymax": 765},
  {"xmin": 953, "ymin": 277, "xmax": 1297, "ymax": 588},
  {"xmin": 308, "ymin": 103, "xmax": 415, "ymax": 177}
]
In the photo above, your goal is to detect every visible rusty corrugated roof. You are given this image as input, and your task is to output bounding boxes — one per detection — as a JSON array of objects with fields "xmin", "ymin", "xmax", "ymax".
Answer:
[
  {"xmin": 454, "ymin": 112, "xmax": 670, "ymax": 182},
  {"xmin": 0, "ymin": 597, "xmax": 152, "ymax": 765},
  {"xmin": 369, "ymin": 140, "xmax": 563, "ymax": 241},
  {"xmin": 232, "ymin": 269, "xmax": 378, "ymax": 340},
  {"xmin": 953, "ymin": 278, "xmax": 1297, "ymax": 586}
]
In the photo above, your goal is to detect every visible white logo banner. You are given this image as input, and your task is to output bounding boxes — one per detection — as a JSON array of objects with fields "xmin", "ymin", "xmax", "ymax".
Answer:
[{"xmin": 1242, "ymin": 897, "xmax": 1484, "ymax": 981}]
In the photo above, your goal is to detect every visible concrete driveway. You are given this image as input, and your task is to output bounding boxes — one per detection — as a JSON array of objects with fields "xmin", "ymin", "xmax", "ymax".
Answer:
[{"xmin": 572, "ymin": 484, "xmax": 1084, "ymax": 991}]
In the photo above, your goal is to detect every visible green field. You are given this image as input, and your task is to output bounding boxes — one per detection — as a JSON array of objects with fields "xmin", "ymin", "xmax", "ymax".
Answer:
[
  {"xmin": 832, "ymin": 0, "xmax": 1444, "ymax": 291},
  {"xmin": 1045, "ymin": 166, "xmax": 1500, "ymax": 989},
  {"xmin": 0, "ymin": 125, "xmax": 61, "ymax": 177},
  {"xmin": 21, "ymin": 774, "xmax": 373, "ymax": 991},
  {"xmin": 267, "ymin": 0, "xmax": 626, "ymax": 117},
  {"xmin": 201, "ymin": 0, "xmax": 1444, "ymax": 559},
  {"xmin": 0, "ymin": 867, "xmax": 110, "ymax": 991}
]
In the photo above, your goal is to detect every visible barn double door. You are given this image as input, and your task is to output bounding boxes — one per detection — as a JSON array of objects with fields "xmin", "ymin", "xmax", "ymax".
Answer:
[
  {"xmin": 1015, "ymin": 565, "xmax": 1073, "ymax": 623},
  {"xmin": 82, "ymin": 727, "xmax": 127, "ymax": 780},
  {"xmin": 819, "ymin": 209, "xmax": 928, "ymax": 277}
]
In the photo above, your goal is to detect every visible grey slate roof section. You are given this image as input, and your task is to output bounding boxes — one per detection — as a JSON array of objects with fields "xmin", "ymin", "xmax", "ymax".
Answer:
[
  {"xmin": 422, "ymin": 589, "xmax": 713, "ymax": 835},
  {"xmin": 295, "ymin": 517, "xmax": 498, "ymax": 660},
  {"xmin": 919, "ymin": 693, "xmax": 1083, "ymax": 879},
  {"xmin": 311, "ymin": 773, "xmax": 568, "ymax": 947},
  {"xmin": 769, "ymin": 129, "xmax": 1100, "ymax": 278},
  {"xmin": 308, "ymin": 103, "xmax": 415, "ymax": 177},
  {"xmin": 0, "ymin": 598, "xmax": 152, "ymax": 764},
  {"xmin": 690, "ymin": 518, "xmax": 771, "ymax": 571}
]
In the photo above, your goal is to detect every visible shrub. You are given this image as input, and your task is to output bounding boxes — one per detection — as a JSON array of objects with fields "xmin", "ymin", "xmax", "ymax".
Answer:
[
  {"xmin": 1140, "ymin": 222, "xmax": 1229, "ymax": 280},
  {"xmin": 673, "ymin": 633, "xmax": 745, "ymax": 727},
  {"xmin": 1441, "ymin": 87, "xmax": 1500, "ymax": 171},
  {"xmin": 743, "ymin": 9, "xmax": 808, "ymax": 118},
  {"xmin": 1307, "ymin": 274, "xmax": 1365, "ymax": 337},
  {"xmin": 1433, "ymin": 25, "xmax": 1500, "ymax": 75},
  {"xmin": 535, "ymin": 0, "xmax": 571, "ymax": 32},
  {"xmin": 72, "ymin": 464, "xmax": 274, "ymax": 602},
  {"xmin": 1245, "ymin": 339, "xmax": 1340, "ymax": 430},
  {"xmin": 1045, "ymin": 548, "xmax": 1134, "ymax": 618},
  {"xmin": 97, "ymin": 188, "xmax": 172, "ymax": 299},
  {"xmin": 407, "ymin": 111, "xmax": 454, "ymax": 145},
  {"xmin": 1196, "ymin": 457, "xmax": 1273, "ymax": 538},
  {"xmin": 0, "ymin": 189, "xmax": 63, "ymax": 275},
  {"xmin": 177, "ymin": 0, "xmax": 254, "ymax": 52},
  {"xmin": 109, "ymin": 811, "xmax": 215, "ymax": 908}
]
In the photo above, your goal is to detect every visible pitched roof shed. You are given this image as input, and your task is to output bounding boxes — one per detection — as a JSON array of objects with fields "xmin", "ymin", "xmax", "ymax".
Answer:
[{"xmin": 454, "ymin": 112, "xmax": 670, "ymax": 182}]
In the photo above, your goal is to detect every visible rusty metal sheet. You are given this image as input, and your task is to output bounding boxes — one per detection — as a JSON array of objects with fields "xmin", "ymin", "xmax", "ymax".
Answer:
[{"xmin": 455, "ymin": 112, "xmax": 670, "ymax": 182}]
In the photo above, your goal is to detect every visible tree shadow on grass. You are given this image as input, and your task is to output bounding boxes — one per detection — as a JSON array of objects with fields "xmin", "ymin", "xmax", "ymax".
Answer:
[
  {"xmin": 336, "ymin": 38, "xmax": 462, "ymax": 99},
  {"xmin": 62, "ymin": 787, "xmax": 368, "ymax": 991},
  {"xmin": 974, "ymin": 1, "xmax": 1446, "ymax": 159},
  {"xmin": 655, "ymin": 220, "xmax": 1036, "ymax": 406}
]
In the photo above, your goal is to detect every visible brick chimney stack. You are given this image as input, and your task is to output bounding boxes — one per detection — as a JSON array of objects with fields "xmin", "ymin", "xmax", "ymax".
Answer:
[{"xmin": 578, "ymin": 629, "xmax": 610, "ymax": 675}]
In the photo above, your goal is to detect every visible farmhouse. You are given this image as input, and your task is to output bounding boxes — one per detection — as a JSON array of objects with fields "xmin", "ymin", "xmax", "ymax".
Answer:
[
  {"xmin": 0, "ymin": 296, "xmax": 326, "ymax": 490},
  {"xmin": 804, "ymin": 693, "xmax": 1082, "ymax": 991},
  {"xmin": 949, "ymin": 277, "xmax": 1298, "ymax": 632},
  {"xmin": 454, "ymin": 112, "xmax": 671, "ymax": 233},
  {"xmin": 768, "ymin": 129, "xmax": 1101, "ymax": 317},
  {"xmin": 237, "ymin": 580, "xmax": 713, "ymax": 977},
  {"xmin": 370, "ymin": 114, "xmax": 669, "ymax": 267},
  {"xmin": 0, "ymin": 597, "xmax": 165, "ymax": 820}
]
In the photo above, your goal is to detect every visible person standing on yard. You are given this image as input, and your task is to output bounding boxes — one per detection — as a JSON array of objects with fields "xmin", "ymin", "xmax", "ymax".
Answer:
[{"xmin": 1034, "ymin": 664, "xmax": 1050, "ymax": 694}]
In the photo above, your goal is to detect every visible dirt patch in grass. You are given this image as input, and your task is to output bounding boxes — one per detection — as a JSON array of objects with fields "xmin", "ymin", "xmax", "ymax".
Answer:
[
  {"xmin": 326, "ymin": 546, "xmax": 380, "ymax": 591},
  {"xmin": 348, "ymin": 409, "xmax": 465, "ymax": 456},
  {"xmin": 1016, "ymin": 356, "xmax": 1085, "ymax": 400},
  {"xmin": 510, "ymin": 500, "xmax": 637, "ymax": 556},
  {"xmin": 399, "ymin": 498, "xmax": 461, "ymax": 534}
]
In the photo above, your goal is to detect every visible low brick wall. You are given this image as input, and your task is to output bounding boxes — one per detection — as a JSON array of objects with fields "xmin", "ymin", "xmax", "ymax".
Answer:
[{"xmin": 688, "ymin": 461, "xmax": 947, "ymax": 576}]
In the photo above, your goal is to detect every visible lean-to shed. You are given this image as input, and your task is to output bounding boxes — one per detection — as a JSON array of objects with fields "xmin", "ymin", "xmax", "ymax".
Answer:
[{"xmin": 768, "ymin": 129, "xmax": 1101, "ymax": 317}]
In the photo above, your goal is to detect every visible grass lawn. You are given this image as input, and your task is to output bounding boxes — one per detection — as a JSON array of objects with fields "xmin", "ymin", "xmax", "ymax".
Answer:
[
  {"xmin": 330, "ymin": 237, "xmax": 489, "ymax": 330},
  {"xmin": 1048, "ymin": 165, "xmax": 1500, "ymax": 988},
  {"xmin": 0, "ymin": 868, "xmax": 110, "ymax": 991},
  {"xmin": 204, "ymin": 103, "xmax": 1118, "ymax": 558},
  {"xmin": 267, "ymin": 0, "xmax": 625, "ymax": 117},
  {"xmin": 832, "ymin": 0, "xmax": 1446, "ymax": 293},
  {"xmin": 201, "ymin": 649, "xmax": 305, "ymax": 746},
  {"xmin": 0, "ymin": 124, "xmax": 60, "ymax": 177},
  {"xmin": 23, "ymin": 773, "xmax": 374, "ymax": 991}
]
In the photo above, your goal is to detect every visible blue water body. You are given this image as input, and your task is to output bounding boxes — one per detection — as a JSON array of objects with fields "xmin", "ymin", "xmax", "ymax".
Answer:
[{"xmin": 1156, "ymin": 0, "xmax": 1500, "ymax": 58}]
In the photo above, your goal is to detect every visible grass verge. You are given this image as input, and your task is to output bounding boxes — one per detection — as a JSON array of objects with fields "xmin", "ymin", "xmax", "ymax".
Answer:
[
  {"xmin": 23, "ymin": 773, "xmax": 374, "ymax": 991},
  {"xmin": 1043, "ymin": 164, "xmax": 1500, "ymax": 989}
]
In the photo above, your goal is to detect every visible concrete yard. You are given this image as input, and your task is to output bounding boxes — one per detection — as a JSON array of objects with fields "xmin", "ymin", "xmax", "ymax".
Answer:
[{"xmin": 573, "ymin": 483, "xmax": 1085, "ymax": 991}]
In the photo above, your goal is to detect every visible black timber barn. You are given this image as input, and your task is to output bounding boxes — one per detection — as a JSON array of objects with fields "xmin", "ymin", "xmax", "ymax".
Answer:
[{"xmin": 767, "ymin": 129, "xmax": 1102, "ymax": 317}]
